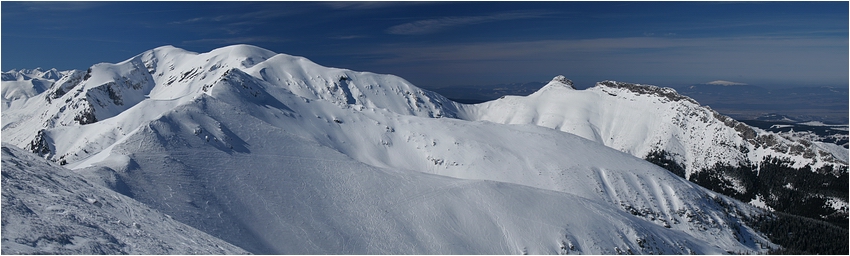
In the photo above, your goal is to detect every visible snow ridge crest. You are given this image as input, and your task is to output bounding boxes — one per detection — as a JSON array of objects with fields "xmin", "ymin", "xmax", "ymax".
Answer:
[
  {"xmin": 596, "ymin": 80, "xmax": 698, "ymax": 104},
  {"xmin": 549, "ymin": 75, "xmax": 575, "ymax": 89}
]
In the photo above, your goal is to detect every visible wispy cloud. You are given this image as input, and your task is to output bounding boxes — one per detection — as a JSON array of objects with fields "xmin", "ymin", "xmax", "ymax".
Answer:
[
  {"xmin": 355, "ymin": 36, "xmax": 847, "ymax": 86},
  {"xmin": 3, "ymin": 33, "xmax": 141, "ymax": 44},
  {"xmin": 387, "ymin": 11, "xmax": 552, "ymax": 35},
  {"xmin": 323, "ymin": 2, "xmax": 430, "ymax": 10},
  {"xmin": 368, "ymin": 36, "xmax": 846, "ymax": 62},
  {"xmin": 707, "ymin": 80, "xmax": 748, "ymax": 86},
  {"xmin": 19, "ymin": 2, "xmax": 105, "ymax": 11},
  {"xmin": 643, "ymin": 32, "xmax": 678, "ymax": 37},
  {"xmin": 237, "ymin": 9, "xmax": 302, "ymax": 20},
  {"xmin": 330, "ymin": 35, "xmax": 367, "ymax": 40},
  {"xmin": 170, "ymin": 17, "xmax": 210, "ymax": 25},
  {"xmin": 182, "ymin": 37, "xmax": 289, "ymax": 45},
  {"xmin": 171, "ymin": 9, "xmax": 289, "ymax": 24},
  {"xmin": 168, "ymin": 8, "xmax": 302, "ymax": 34}
]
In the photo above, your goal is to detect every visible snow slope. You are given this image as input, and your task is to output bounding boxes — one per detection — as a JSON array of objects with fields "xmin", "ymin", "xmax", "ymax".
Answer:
[
  {"xmin": 460, "ymin": 77, "xmax": 848, "ymax": 176},
  {"xmin": 1, "ymin": 45, "xmax": 456, "ymax": 165},
  {"xmin": 1, "ymin": 143, "xmax": 249, "ymax": 254},
  {"xmin": 3, "ymin": 45, "xmax": 778, "ymax": 254},
  {"xmin": 71, "ymin": 92, "xmax": 771, "ymax": 254}
]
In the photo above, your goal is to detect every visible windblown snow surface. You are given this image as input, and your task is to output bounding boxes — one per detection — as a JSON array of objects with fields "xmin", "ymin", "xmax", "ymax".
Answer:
[
  {"xmin": 1, "ymin": 144, "xmax": 249, "ymax": 254},
  {"xmin": 1, "ymin": 45, "xmax": 792, "ymax": 254}
]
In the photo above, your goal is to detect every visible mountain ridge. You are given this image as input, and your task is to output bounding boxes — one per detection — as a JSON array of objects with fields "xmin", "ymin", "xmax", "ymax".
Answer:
[
  {"xmin": 460, "ymin": 76, "xmax": 848, "ymax": 226},
  {"xmin": 2, "ymin": 44, "xmax": 844, "ymax": 254},
  {"xmin": 463, "ymin": 76, "xmax": 846, "ymax": 174}
]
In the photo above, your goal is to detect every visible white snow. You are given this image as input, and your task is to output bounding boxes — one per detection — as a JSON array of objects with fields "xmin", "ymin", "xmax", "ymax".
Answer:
[
  {"xmin": 770, "ymin": 124, "xmax": 794, "ymax": 129},
  {"xmin": 0, "ymin": 45, "xmax": 796, "ymax": 254},
  {"xmin": 798, "ymin": 120, "xmax": 847, "ymax": 127},
  {"xmin": 748, "ymin": 195, "xmax": 773, "ymax": 211},
  {"xmin": 1, "ymin": 144, "xmax": 248, "ymax": 254},
  {"xmin": 1, "ymin": 68, "xmax": 68, "ymax": 110},
  {"xmin": 461, "ymin": 77, "xmax": 847, "ymax": 176}
]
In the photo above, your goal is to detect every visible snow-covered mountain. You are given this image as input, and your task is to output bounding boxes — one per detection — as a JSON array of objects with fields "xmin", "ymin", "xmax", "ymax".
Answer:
[
  {"xmin": 1, "ymin": 68, "xmax": 75, "ymax": 110},
  {"xmin": 459, "ymin": 77, "xmax": 847, "ymax": 208},
  {"xmin": 461, "ymin": 76, "xmax": 846, "ymax": 175},
  {"xmin": 2, "ymin": 68, "xmax": 65, "ymax": 81},
  {"xmin": 3, "ymin": 44, "xmax": 831, "ymax": 254},
  {"xmin": 1, "ymin": 143, "xmax": 249, "ymax": 254},
  {"xmin": 1, "ymin": 45, "xmax": 456, "ymax": 166}
]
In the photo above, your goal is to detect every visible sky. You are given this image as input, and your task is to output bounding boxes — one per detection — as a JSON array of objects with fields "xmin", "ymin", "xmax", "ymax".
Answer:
[{"xmin": 2, "ymin": 1, "xmax": 848, "ymax": 89}]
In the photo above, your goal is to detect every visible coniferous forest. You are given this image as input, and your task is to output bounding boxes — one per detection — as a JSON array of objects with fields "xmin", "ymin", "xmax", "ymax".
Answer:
[
  {"xmin": 746, "ymin": 211, "xmax": 848, "ymax": 254},
  {"xmin": 646, "ymin": 152, "xmax": 849, "ymax": 254}
]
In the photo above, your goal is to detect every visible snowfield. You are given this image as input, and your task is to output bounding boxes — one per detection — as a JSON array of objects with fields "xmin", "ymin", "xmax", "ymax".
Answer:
[
  {"xmin": 3, "ymin": 44, "xmax": 828, "ymax": 254},
  {"xmin": 1, "ymin": 144, "xmax": 249, "ymax": 254}
]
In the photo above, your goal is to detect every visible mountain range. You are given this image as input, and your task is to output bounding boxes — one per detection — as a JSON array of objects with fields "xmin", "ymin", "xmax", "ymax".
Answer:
[
  {"xmin": 2, "ymin": 45, "xmax": 846, "ymax": 254},
  {"xmin": 429, "ymin": 81, "xmax": 849, "ymax": 124}
]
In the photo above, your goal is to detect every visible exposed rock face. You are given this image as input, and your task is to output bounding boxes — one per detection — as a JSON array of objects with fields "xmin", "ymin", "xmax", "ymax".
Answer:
[
  {"xmin": 551, "ymin": 75, "xmax": 575, "ymax": 89},
  {"xmin": 597, "ymin": 80, "xmax": 698, "ymax": 104},
  {"xmin": 27, "ymin": 130, "xmax": 51, "ymax": 157}
]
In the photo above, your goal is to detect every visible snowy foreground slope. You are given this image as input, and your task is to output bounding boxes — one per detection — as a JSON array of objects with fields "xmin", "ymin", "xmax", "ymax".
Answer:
[
  {"xmin": 1, "ymin": 144, "xmax": 249, "ymax": 254},
  {"xmin": 1, "ymin": 45, "xmax": 781, "ymax": 254}
]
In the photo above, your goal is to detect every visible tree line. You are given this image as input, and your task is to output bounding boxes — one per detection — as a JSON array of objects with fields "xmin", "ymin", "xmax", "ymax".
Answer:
[{"xmin": 646, "ymin": 151, "xmax": 849, "ymax": 254}]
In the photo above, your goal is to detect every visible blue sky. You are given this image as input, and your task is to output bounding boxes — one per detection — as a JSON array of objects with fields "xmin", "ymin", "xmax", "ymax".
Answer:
[{"xmin": 2, "ymin": 1, "xmax": 847, "ymax": 88}]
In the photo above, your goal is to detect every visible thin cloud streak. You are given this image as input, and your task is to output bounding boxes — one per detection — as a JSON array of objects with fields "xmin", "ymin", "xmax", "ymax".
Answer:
[
  {"xmin": 19, "ymin": 2, "xmax": 105, "ymax": 11},
  {"xmin": 3, "ymin": 33, "xmax": 145, "ymax": 44},
  {"xmin": 386, "ymin": 11, "xmax": 553, "ymax": 35},
  {"xmin": 368, "ymin": 36, "xmax": 846, "ymax": 62},
  {"xmin": 323, "ymin": 1, "xmax": 429, "ymax": 10},
  {"xmin": 707, "ymin": 80, "xmax": 748, "ymax": 86},
  {"xmin": 182, "ymin": 37, "xmax": 290, "ymax": 45},
  {"xmin": 169, "ymin": 9, "xmax": 302, "ymax": 36},
  {"xmin": 169, "ymin": 8, "xmax": 301, "ymax": 25},
  {"xmin": 330, "ymin": 35, "xmax": 368, "ymax": 40},
  {"xmin": 170, "ymin": 17, "xmax": 208, "ymax": 25},
  {"xmin": 354, "ymin": 36, "xmax": 847, "ymax": 86}
]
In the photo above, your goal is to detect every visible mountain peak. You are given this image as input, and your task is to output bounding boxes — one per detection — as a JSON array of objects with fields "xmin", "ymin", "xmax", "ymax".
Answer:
[
  {"xmin": 2, "ymin": 67, "xmax": 63, "ymax": 81},
  {"xmin": 208, "ymin": 44, "xmax": 277, "ymax": 59},
  {"xmin": 530, "ymin": 75, "xmax": 576, "ymax": 96},
  {"xmin": 549, "ymin": 75, "xmax": 575, "ymax": 89},
  {"xmin": 149, "ymin": 45, "xmax": 196, "ymax": 55}
]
